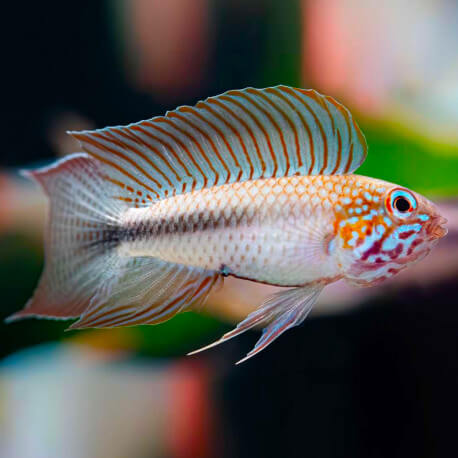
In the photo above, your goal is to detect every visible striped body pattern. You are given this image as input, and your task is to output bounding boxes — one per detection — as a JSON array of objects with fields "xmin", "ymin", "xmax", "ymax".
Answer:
[{"xmin": 11, "ymin": 86, "xmax": 447, "ymax": 363}]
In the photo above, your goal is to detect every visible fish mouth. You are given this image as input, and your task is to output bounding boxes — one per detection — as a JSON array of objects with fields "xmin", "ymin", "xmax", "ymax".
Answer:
[{"xmin": 429, "ymin": 215, "xmax": 448, "ymax": 240}]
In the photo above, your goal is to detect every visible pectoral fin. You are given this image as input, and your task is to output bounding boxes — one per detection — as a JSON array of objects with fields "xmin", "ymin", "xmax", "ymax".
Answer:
[{"xmin": 189, "ymin": 283, "xmax": 324, "ymax": 364}]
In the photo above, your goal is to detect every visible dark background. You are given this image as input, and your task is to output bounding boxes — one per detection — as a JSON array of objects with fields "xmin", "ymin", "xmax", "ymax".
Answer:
[{"xmin": 1, "ymin": 1, "xmax": 457, "ymax": 457}]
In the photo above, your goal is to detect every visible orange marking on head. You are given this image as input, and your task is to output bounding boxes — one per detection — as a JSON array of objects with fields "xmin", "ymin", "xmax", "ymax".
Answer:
[{"xmin": 338, "ymin": 219, "xmax": 365, "ymax": 249}]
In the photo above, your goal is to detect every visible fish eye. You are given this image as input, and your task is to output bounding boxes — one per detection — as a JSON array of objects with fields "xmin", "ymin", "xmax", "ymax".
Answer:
[
  {"xmin": 386, "ymin": 189, "xmax": 417, "ymax": 219},
  {"xmin": 394, "ymin": 196, "xmax": 410, "ymax": 212}
]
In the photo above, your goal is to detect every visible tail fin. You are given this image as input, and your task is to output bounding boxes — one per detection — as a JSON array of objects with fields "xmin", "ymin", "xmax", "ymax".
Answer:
[
  {"xmin": 7, "ymin": 152, "xmax": 222, "ymax": 328},
  {"xmin": 6, "ymin": 153, "xmax": 126, "ymax": 321}
]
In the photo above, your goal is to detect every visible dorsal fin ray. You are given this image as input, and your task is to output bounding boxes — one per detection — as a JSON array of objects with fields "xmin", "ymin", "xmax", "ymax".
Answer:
[{"xmin": 69, "ymin": 86, "xmax": 367, "ymax": 205}]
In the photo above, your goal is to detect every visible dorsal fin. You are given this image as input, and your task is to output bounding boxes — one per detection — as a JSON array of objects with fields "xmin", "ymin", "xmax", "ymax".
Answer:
[{"xmin": 69, "ymin": 86, "xmax": 367, "ymax": 205}]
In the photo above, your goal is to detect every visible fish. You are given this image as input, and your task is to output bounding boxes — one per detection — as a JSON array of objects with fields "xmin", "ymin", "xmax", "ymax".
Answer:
[{"xmin": 7, "ymin": 85, "xmax": 447, "ymax": 363}]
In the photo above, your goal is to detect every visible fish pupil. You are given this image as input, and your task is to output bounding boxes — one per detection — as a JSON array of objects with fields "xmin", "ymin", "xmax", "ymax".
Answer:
[{"xmin": 394, "ymin": 197, "xmax": 410, "ymax": 212}]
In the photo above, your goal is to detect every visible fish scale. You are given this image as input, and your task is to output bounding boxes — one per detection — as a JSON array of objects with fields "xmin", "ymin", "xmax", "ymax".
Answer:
[
  {"xmin": 120, "ymin": 175, "xmax": 342, "ymax": 286},
  {"xmin": 10, "ymin": 85, "xmax": 447, "ymax": 363},
  {"xmin": 118, "ymin": 174, "xmax": 397, "ymax": 287}
]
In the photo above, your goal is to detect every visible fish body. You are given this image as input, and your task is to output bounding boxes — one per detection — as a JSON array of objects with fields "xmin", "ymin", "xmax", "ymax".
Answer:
[
  {"xmin": 117, "ymin": 173, "xmax": 444, "ymax": 288},
  {"xmin": 119, "ymin": 175, "xmax": 340, "ymax": 286},
  {"xmin": 9, "ymin": 86, "xmax": 447, "ymax": 363}
]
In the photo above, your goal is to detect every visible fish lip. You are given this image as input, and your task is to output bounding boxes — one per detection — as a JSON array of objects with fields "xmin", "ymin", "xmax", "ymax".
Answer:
[{"xmin": 429, "ymin": 215, "xmax": 448, "ymax": 239}]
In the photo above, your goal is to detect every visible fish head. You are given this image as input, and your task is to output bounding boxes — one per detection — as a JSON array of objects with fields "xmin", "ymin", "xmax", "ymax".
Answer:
[{"xmin": 334, "ymin": 178, "xmax": 447, "ymax": 287}]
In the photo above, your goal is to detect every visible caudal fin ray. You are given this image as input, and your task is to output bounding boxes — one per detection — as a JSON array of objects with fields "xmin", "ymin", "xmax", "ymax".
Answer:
[
  {"xmin": 6, "ymin": 154, "xmax": 126, "ymax": 321},
  {"xmin": 8, "ymin": 154, "xmax": 223, "ymax": 327}
]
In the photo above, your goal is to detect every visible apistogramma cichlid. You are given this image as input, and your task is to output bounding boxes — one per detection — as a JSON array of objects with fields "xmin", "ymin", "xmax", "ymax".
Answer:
[{"xmin": 8, "ymin": 86, "xmax": 447, "ymax": 363}]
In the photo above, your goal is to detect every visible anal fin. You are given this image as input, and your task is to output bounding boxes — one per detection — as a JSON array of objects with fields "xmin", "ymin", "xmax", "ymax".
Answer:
[
  {"xmin": 189, "ymin": 283, "xmax": 324, "ymax": 364},
  {"xmin": 69, "ymin": 259, "xmax": 222, "ymax": 329}
]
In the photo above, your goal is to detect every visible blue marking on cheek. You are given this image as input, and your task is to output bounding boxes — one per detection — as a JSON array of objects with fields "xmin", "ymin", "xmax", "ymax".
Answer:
[
  {"xmin": 355, "ymin": 208, "xmax": 362, "ymax": 214},
  {"xmin": 357, "ymin": 231, "xmax": 377, "ymax": 252},
  {"xmin": 348, "ymin": 231, "xmax": 359, "ymax": 247},
  {"xmin": 363, "ymin": 214, "xmax": 373, "ymax": 221},
  {"xmin": 382, "ymin": 237, "xmax": 398, "ymax": 250},
  {"xmin": 364, "ymin": 192, "xmax": 372, "ymax": 201},
  {"xmin": 376, "ymin": 225, "xmax": 386, "ymax": 235},
  {"xmin": 348, "ymin": 216, "xmax": 359, "ymax": 224},
  {"xmin": 349, "ymin": 208, "xmax": 354, "ymax": 214},
  {"xmin": 343, "ymin": 197, "xmax": 351, "ymax": 205},
  {"xmin": 418, "ymin": 214, "xmax": 430, "ymax": 221},
  {"xmin": 362, "ymin": 204, "xmax": 368, "ymax": 211},
  {"xmin": 397, "ymin": 223, "xmax": 422, "ymax": 233},
  {"xmin": 356, "ymin": 222, "xmax": 387, "ymax": 254},
  {"xmin": 383, "ymin": 216, "xmax": 392, "ymax": 227},
  {"xmin": 327, "ymin": 238, "xmax": 336, "ymax": 254},
  {"xmin": 373, "ymin": 196, "xmax": 380, "ymax": 203}
]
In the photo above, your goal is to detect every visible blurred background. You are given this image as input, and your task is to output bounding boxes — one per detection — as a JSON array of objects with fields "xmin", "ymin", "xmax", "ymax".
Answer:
[{"xmin": 1, "ymin": 1, "xmax": 457, "ymax": 457}]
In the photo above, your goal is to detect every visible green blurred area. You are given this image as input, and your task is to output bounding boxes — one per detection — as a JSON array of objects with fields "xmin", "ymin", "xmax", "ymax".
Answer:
[{"xmin": 358, "ymin": 121, "xmax": 458, "ymax": 196}]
